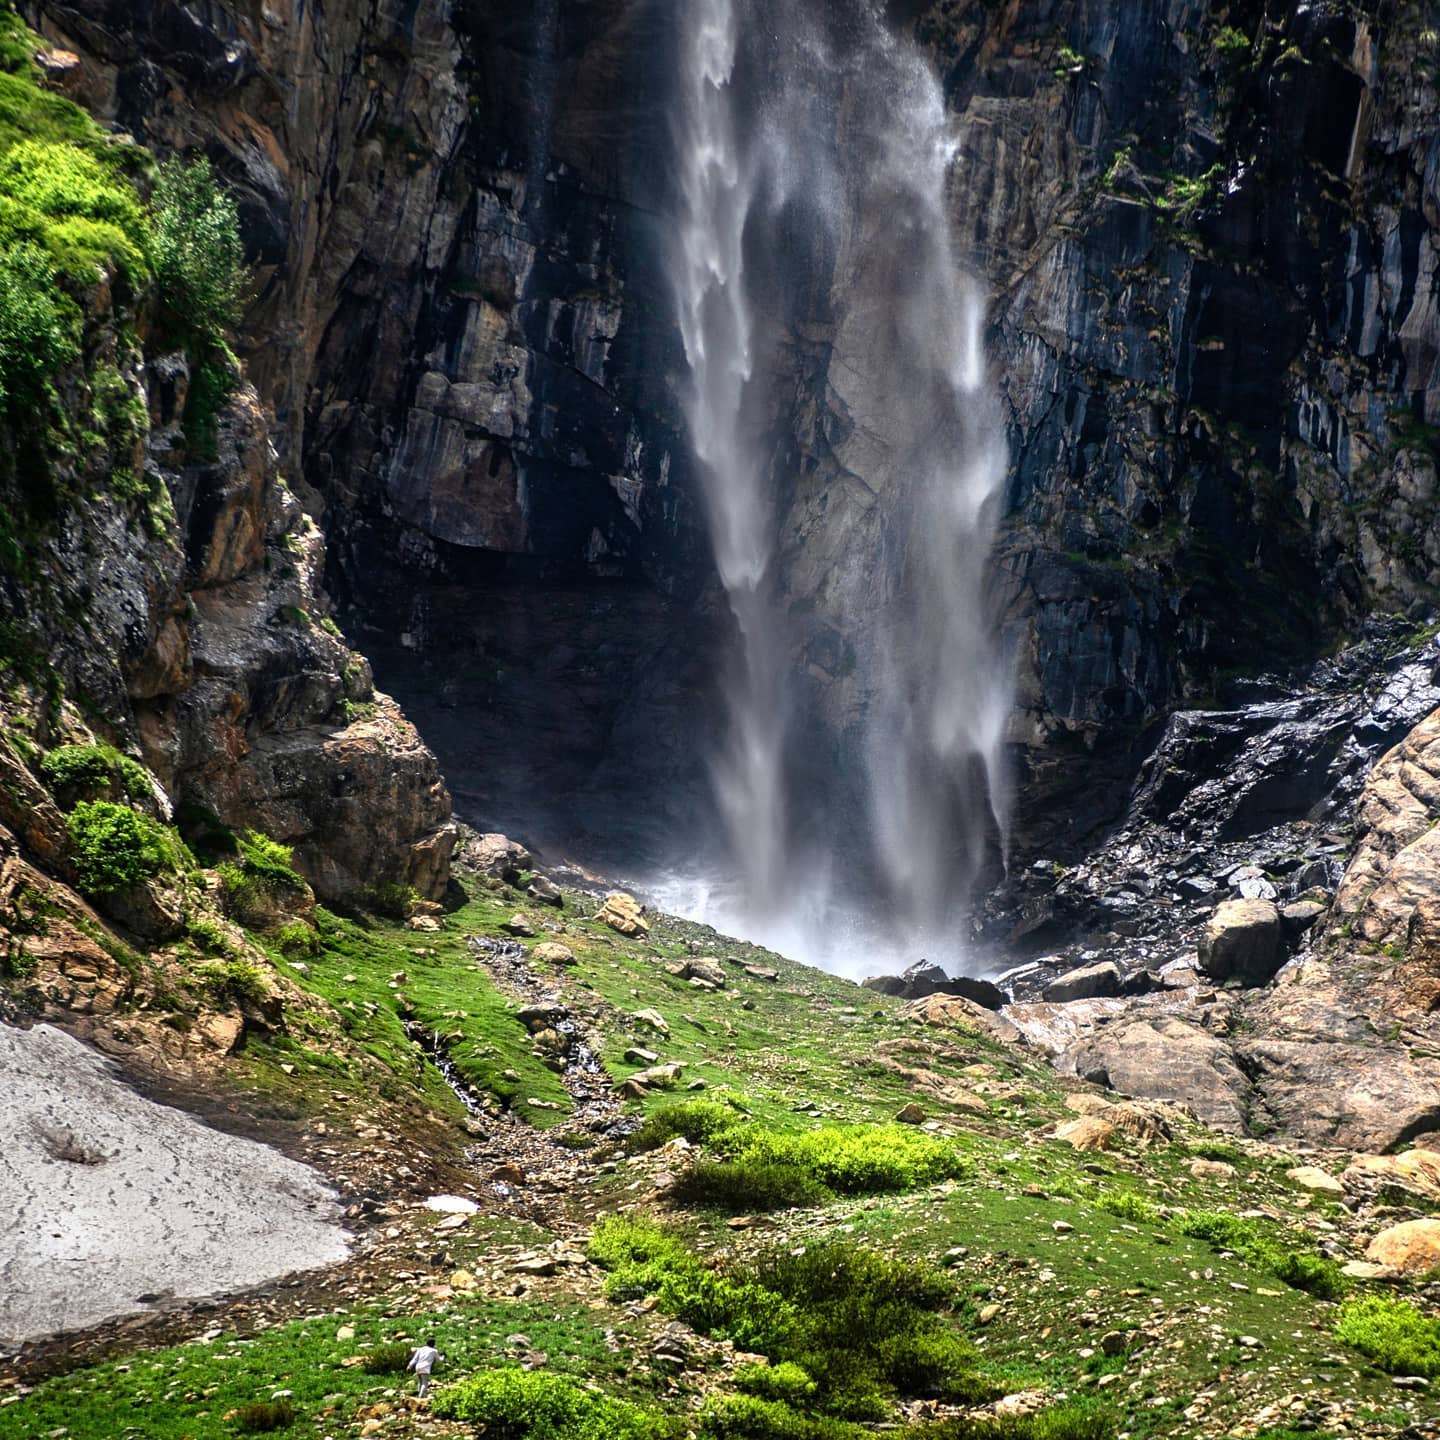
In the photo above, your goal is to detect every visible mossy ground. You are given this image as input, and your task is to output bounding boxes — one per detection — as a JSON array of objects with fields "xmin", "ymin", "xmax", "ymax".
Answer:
[{"xmin": 0, "ymin": 870, "xmax": 1432, "ymax": 1439}]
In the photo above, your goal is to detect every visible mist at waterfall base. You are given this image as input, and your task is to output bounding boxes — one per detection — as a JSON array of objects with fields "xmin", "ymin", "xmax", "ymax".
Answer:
[{"xmin": 647, "ymin": 0, "xmax": 1013, "ymax": 982}]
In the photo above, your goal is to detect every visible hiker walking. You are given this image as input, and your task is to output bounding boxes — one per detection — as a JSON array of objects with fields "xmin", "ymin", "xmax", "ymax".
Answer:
[{"xmin": 407, "ymin": 1337, "xmax": 441, "ymax": 1398}]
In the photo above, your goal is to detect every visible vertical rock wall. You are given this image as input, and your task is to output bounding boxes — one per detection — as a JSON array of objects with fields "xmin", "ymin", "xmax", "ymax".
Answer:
[{"xmin": 25, "ymin": 0, "xmax": 1440, "ymax": 864}]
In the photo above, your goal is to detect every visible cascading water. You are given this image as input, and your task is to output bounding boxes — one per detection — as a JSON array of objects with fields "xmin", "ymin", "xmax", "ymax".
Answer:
[{"xmin": 664, "ymin": 0, "xmax": 1012, "ymax": 976}]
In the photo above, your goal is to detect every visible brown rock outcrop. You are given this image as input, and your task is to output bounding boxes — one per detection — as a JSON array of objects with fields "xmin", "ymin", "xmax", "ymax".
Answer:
[
  {"xmin": 1065, "ymin": 1015, "xmax": 1248, "ymax": 1133},
  {"xmin": 1365, "ymin": 1219, "xmax": 1440, "ymax": 1275}
]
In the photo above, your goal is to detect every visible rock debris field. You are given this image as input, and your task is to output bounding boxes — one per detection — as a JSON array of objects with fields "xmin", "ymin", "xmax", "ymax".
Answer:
[{"xmin": 0, "ymin": 1024, "xmax": 351, "ymax": 1348}]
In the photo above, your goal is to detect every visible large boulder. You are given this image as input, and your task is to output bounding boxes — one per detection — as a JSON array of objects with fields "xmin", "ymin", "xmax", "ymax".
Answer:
[
  {"xmin": 1065, "ymin": 1015, "xmax": 1250, "ymax": 1132},
  {"xmin": 897, "ymin": 992, "xmax": 1021, "ymax": 1044},
  {"xmin": 597, "ymin": 892, "xmax": 649, "ymax": 936},
  {"xmin": 1197, "ymin": 899, "xmax": 1283, "ymax": 986},
  {"xmin": 465, "ymin": 832, "xmax": 532, "ymax": 884},
  {"xmin": 1043, "ymin": 960, "xmax": 1122, "ymax": 1003},
  {"xmin": 1233, "ymin": 1032, "xmax": 1440, "ymax": 1151},
  {"xmin": 1343, "ymin": 1148, "xmax": 1440, "ymax": 1202},
  {"xmin": 1365, "ymin": 1219, "xmax": 1440, "ymax": 1275}
]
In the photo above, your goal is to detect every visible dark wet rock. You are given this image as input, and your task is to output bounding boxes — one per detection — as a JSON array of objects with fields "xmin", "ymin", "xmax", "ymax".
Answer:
[
  {"xmin": 527, "ymin": 877, "xmax": 565, "ymax": 909},
  {"xmin": 862, "ymin": 961, "xmax": 1005, "ymax": 1009},
  {"xmin": 1279, "ymin": 901, "xmax": 1327, "ymax": 938}
]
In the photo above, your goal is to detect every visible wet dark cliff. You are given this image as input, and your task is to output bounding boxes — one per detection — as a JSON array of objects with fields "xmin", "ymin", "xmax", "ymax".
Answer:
[{"xmin": 23, "ymin": 0, "xmax": 1440, "ymax": 868}]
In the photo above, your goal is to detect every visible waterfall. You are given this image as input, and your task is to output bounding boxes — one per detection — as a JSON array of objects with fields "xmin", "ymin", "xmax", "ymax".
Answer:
[{"xmin": 666, "ymin": 0, "xmax": 1011, "ymax": 976}]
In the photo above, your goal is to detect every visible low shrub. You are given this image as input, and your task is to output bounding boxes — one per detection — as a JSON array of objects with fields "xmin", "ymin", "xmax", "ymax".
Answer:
[
  {"xmin": 671, "ymin": 1159, "xmax": 833, "ymax": 1212},
  {"xmin": 431, "ymin": 1367, "xmax": 680, "ymax": 1440},
  {"xmin": 41, "ymin": 743, "xmax": 149, "ymax": 806},
  {"xmin": 631, "ymin": 1106, "xmax": 967, "ymax": 1198},
  {"xmin": 1171, "ymin": 1209, "xmax": 1346, "ymax": 1299},
  {"xmin": 1270, "ymin": 1249, "xmax": 1346, "ymax": 1302},
  {"xmin": 740, "ymin": 1125, "xmax": 968, "ymax": 1195},
  {"xmin": 700, "ymin": 1393, "xmax": 864, "ymax": 1439},
  {"xmin": 198, "ymin": 957, "xmax": 269, "ymax": 1008},
  {"xmin": 186, "ymin": 912, "xmax": 238, "ymax": 959},
  {"xmin": 735, "ymin": 1361, "xmax": 818, "ymax": 1407},
  {"xmin": 275, "ymin": 919, "xmax": 321, "ymax": 958},
  {"xmin": 629, "ymin": 1099, "xmax": 742, "ymax": 1152},
  {"xmin": 916, "ymin": 1398, "xmax": 1118, "ymax": 1439},
  {"xmin": 66, "ymin": 800, "xmax": 182, "ymax": 894},
  {"xmin": 588, "ymin": 1219, "xmax": 990, "ymax": 1421},
  {"xmin": 361, "ymin": 1341, "xmax": 412, "ymax": 1375},
  {"xmin": 1096, "ymin": 1190, "xmax": 1161, "ymax": 1225},
  {"xmin": 232, "ymin": 1398, "xmax": 295, "ymax": 1433},
  {"xmin": 1335, "ymin": 1295, "xmax": 1440, "ymax": 1377},
  {"xmin": 218, "ymin": 830, "xmax": 308, "ymax": 928},
  {"xmin": 1187, "ymin": 1139, "xmax": 1246, "ymax": 1164}
]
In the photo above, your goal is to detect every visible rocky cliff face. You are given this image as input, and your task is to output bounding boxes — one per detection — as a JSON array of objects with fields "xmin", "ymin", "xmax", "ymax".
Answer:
[
  {"xmin": 22, "ymin": 0, "xmax": 1440, "ymax": 873},
  {"xmin": 0, "ymin": 350, "xmax": 455, "ymax": 907},
  {"xmin": 930, "ymin": 0, "xmax": 1440, "ymax": 851}
]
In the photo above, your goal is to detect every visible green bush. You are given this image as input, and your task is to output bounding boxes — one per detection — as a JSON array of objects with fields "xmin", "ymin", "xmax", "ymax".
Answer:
[
  {"xmin": 917, "ymin": 1398, "xmax": 1118, "ymax": 1439},
  {"xmin": 1096, "ymin": 1190, "xmax": 1161, "ymax": 1225},
  {"xmin": 588, "ymin": 1220, "xmax": 989, "ymax": 1422},
  {"xmin": 0, "ymin": 239, "xmax": 77, "ymax": 404},
  {"xmin": 671, "ymin": 1159, "xmax": 833, "ymax": 1212},
  {"xmin": 232, "ymin": 1397, "xmax": 295, "ymax": 1433},
  {"xmin": 700, "ymin": 1394, "xmax": 864, "ymax": 1440},
  {"xmin": 739, "ymin": 1125, "xmax": 968, "ymax": 1195},
  {"xmin": 149, "ymin": 157, "xmax": 245, "ymax": 345},
  {"xmin": 217, "ymin": 830, "xmax": 308, "ymax": 928},
  {"xmin": 361, "ymin": 1342, "xmax": 412, "ymax": 1375},
  {"xmin": 1335, "ymin": 1295, "xmax": 1440, "ymax": 1377},
  {"xmin": 431, "ymin": 1367, "xmax": 680, "ymax": 1440},
  {"xmin": 41, "ymin": 744, "xmax": 150, "ymax": 805},
  {"xmin": 66, "ymin": 800, "xmax": 182, "ymax": 894},
  {"xmin": 186, "ymin": 912, "xmax": 238, "ymax": 959},
  {"xmin": 629, "ymin": 1099, "xmax": 742, "ymax": 1151},
  {"xmin": 735, "ymin": 1362, "xmax": 818, "ymax": 1407},
  {"xmin": 275, "ymin": 919, "xmax": 321, "ymax": 958},
  {"xmin": 631, "ymin": 1106, "xmax": 967, "ymax": 1197},
  {"xmin": 1173, "ymin": 1209, "xmax": 1346, "ymax": 1299},
  {"xmin": 197, "ymin": 957, "xmax": 269, "ymax": 1008},
  {"xmin": 1270, "ymin": 1249, "xmax": 1346, "ymax": 1301}
]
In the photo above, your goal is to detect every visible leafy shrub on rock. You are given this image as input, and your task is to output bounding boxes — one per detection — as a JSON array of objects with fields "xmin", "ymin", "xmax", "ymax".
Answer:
[
  {"xmin": 0, "ymin": 240, "xmax": 76, "ymax": 404},
  {"xmin": 149, "ymin": 156, "xmax": 245, "ymax": 346},
  {"xmin": 40, "ymin": 743, "xmax": 150, "ymax": 806},
  {"xmin": 66, "ymin": 800, "xmax": 182, "ymax": 894},
  {"xmin": 218, "ymin": 830, "xmax": 309, "ymax": 929}
]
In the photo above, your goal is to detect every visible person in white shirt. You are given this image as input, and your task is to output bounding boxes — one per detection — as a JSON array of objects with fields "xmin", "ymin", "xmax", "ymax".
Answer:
[{"xmin": 406, "ymin": 1338, "xmax": 442, "ymax": 1398}]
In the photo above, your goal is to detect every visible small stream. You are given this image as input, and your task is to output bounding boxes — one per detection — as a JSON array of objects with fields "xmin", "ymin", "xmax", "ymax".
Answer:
[{"xmin": 402, "ymin": 1020, "xmax": 486, "ymax": 1114}]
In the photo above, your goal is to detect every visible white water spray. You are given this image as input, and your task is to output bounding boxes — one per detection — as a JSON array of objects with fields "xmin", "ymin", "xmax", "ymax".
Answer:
[{"xmin": 667, "ymin": 0, "xmax": 1011, "ymax": 976}]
